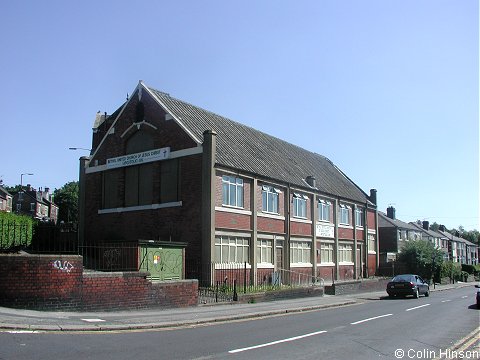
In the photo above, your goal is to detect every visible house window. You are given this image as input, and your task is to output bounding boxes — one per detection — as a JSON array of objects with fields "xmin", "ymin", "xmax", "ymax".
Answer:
[
  {"xmin": 30, "ymin": 203, "xmax": 35, "ymax": 212},
  {"xmin": 318, "ymin": 200, "xmax": 331, "ymax": 222},
  {"xmin": 262, "ymin": 185, "xmax": 280, "ymax": 214},
  {"xmin": 339, "ymin": 204, "xmax": 351, "ymax": 225},
  {"xmin": 320, "ymin": 242, "xmax": 334, "ymax": 263},
  {"xmin": 215, "ymin": 236, "xmax": 249, "ymax": 263},
  {"xmin": 257, "ymin": 239, "xmax": 273, "ymax": 264},
  {"xmin": 222, "ymin": 175, "xmax": 244, "ymax": 208},
  {"xmin": 355, "ymin": 207, "xmax": 364, "ymax": 226},
  {"xmin": 16, "ymin": 204, "xmax": 21, "ymax": 211},
  {"xmin": 338, "ymin": 243, "xmax": 353, "ymax": 263},
  {"xmin": 293, "ymin": 193, "xmax": 307, "ymax": 218},
  {"xmin": 290, "ymin": 240, "xmax": 311, "ymax": 264}
]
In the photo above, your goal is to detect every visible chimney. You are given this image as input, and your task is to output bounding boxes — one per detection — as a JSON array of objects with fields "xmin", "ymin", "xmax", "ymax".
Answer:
[
  {"xmin": 386, "ymin": 206, "xmax": 396, "ymax": 220},
  {"xmin": 305, "ymin": 176, "xmax": 316, "ymax": 188},
  {"xmin": 27, "ymin": 184, "xmax": 32, "ymax": 191},
  {"xmin": 422, "ymin": 221, "xmax": 429, "ymax": 231},
  {"xmin": 369, "ymin": 189, "xmax": 377, "ymax": 205},
  {"xmin": 439, "ymin": 225, "xmax": 446, "ymax": 232}
]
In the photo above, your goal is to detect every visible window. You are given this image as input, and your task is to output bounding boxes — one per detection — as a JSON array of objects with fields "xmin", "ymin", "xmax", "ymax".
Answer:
[
  {"xmin": 339, "ymin": 204, "xmax": 351, "ymax": 225},
  {"xmin": 215, "ymin": 236, "xmax": 249, "ymax": 263},
  {"xmin": 293, "ymin": 193, "xmax": 307, "ymax": 218},
  {"xmin": 368, "ymin": 234, "xmax": 376, "ymax": 252},
  {"xmin": 125, "ymin": 131, "xmax": 154, "ymax": 207},
  {"xmin": 161, "ymin": 159, "xmax": 179, "ymax": 203},
  {"xmin": 16, "ymin": 204, "xmax": 21, "ymax": 211},
  {"xmin": 222, "ymin": 175, "xmax": 244, "ymax": 208},
  {"xmin": 257, "ymin": 239, "xmax": 273, "ymax": 264},
  {"xmin": 318, "ymin": 200, "xmax": 331, "ymax": 222},
  {"xmin": 355, "ymin": 207, "xmax": 364, "ymax": 226},
  {"xmin": 262, "ymin": 185, "xmax": 280, "ymax": 213},
  {"xmin": 290, "ymin": 241, "xmax": 311, "ymax": 264},
  {"xmin": 30, "ymin": 203, "xmax": 35, "ymax": 212},
  {"xmin": 338, "ymin": 243, "xmax": 353, "ymax": 263},
  {"xmin": 320, "ymin": 243, "xmax": 334, "ymax": 263}
]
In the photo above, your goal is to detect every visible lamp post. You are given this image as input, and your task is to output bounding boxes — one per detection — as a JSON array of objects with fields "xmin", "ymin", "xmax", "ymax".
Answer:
[
  {"xmin": 68, "ymin": 147, "xmax": 91, "ymax": 152},
  {"xmin": 20, "ymin": 173, "xmax": 33, "ymax": 189}
]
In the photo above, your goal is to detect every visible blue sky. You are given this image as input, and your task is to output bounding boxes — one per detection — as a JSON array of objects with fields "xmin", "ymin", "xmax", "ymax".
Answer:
[{"xmin": 0, "ymin": 1, "xmax": 478, "ymax": 230}]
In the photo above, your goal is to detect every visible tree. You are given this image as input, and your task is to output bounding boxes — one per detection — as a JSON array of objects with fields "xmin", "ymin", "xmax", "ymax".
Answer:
[
  {"xmin": 53, "ymin": 181, "xmax": 79, "ymax": 223},
  {"xmin": 429, "ymin": 222, "xmax": 440, "ymax": 232},
  {"xmin": 397, "ymin": 240, "xmax": 444, "ymax": 281}
]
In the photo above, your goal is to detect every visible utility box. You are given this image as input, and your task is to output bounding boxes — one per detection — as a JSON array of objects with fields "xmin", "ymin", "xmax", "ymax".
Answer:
[{"xmin": 138, "ymin": 240, "xmax": 187, "ymax": 281}]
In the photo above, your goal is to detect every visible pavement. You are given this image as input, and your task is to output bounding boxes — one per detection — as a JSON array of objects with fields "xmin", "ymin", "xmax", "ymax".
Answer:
[{"xmin": 0, "ymin": 282, "xmax": 475, "ymax": 333}]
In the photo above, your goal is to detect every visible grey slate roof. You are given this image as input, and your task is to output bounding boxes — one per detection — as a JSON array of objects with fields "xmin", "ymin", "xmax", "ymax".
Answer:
[
  {"xmin": 378, "ymin": 212, "xmax": 419, "ymax": 230},
  {"xmin": 148, "ymin": 87, "xmax": 371, "ymax": 204}
]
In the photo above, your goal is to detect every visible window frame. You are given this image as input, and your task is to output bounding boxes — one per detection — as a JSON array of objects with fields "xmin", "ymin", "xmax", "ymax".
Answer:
[
  {"xmin": 355, "ymin": 207, "xmax": 364, "ymax": 227},
  {"xmin": 222, "ymin": 175, "xmax": 244, "ymax": 208},
  {"xmin": 262, "ymin": 185, "xmax": 280, "ymax": 214},
  {"xmin": 339, "ymin": 204, "xmax": 351, "ymax": 225},
  {"xmin": 320, "ymin": 242, "xmax": 334, "ymax": 264},
  {"xmin": 292, "ymin": 193, "xmax": 307, "ymax": 219},
  {"xmin": 318, "ymin": 199, "xmax": 331, "ymax": 222},
  {"xmin": 214, "ymin": 236, "xmax": 250, "ymax": 264},
  {"xmin": 338, "ymin": 243, "xmax": 354, "ymax": 264},
  {"xmin": 257, "ymin": 239, "xmax": 273, "ymax": 265},
  {"xmin": 290, "ymin": 240, "xmax": 312, "ymax": 264}
]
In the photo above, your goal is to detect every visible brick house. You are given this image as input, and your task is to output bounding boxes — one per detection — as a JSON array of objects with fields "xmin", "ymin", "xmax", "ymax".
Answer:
[
  {"xmin": 13, "ymin": 185, "xmax": 59, "ymax": 223},
  {"xmin": 79, "ymin": 81, "xmax": 378, "ymax": 284},
  {"xmin": 0, "ymin": 185, "xmax": 13, "ymax": 213}
]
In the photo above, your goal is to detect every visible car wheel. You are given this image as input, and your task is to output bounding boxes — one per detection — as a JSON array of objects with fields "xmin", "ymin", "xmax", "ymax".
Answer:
[
  {"xmin": 414, "ymin": 288, "xmax": 419, "ymax": 299},
  {"xmin": 425, "ymin": 288, "xmax": 430, "ymax": 297}
]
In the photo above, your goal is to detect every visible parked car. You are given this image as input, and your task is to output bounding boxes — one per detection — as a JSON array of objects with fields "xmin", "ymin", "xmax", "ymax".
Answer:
[
  {"xmin": 386, "ymin": 274, "xmax": 430, "ymax": 298},
  {"xmin": 475, "ymin": 284, "xmax": 480, "ymax": 309}
]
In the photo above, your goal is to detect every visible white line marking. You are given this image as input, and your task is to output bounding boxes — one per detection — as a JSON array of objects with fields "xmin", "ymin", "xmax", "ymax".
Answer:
[
  {"xmin": 228, "ymin": 330, "xmax": 327, "ymax": 353},
  {"xmin": 461, "ymin": 296, "xmax": 468, "ymax": 299},
  {"xmin": 6, "ymin": 330, "xmax": 39, "ymax": 334},
  {"xmin": 81, "ymin": 318, "xmax": 106, "ymax": 323},
  {"xmin": 350, "ymin": 314, "xmax": 393, "ymax": 325},
  {"xmin": 405, "ymin": 304, "xmax": 430, "ymax": 312},
  {"xmin": 441, "ymin": 300, "xmax": 451, "ymax": 303}
]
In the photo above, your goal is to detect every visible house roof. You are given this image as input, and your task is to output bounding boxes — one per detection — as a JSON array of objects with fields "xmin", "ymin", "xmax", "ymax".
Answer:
[
  {"xmin": 409, "ymin": 222, "xmax": 443, "ymax": 238},
  {"xmin": 145, "ymin": 85, "xmax": 372, "ymax": 204},
  {"xmin": 378, "ymin": 212, "xmax": 419, "ymax": 231},
  {"xmin": 0, "ymin": 186, "xmax": 12, "ymax": 198}
]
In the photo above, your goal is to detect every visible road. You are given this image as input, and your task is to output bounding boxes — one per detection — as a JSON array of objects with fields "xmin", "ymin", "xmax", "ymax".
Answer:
[{"xmin": 0, "ymin": 286, "xmax": 478, "ymax": 360}]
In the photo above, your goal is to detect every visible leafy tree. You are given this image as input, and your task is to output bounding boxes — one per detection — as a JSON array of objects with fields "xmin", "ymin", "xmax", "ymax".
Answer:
[
  {"xmin": 397, "ymin": 240, "xmax": 444, "ymax": 281},
  {"xmin": 3, "ymin": 184, "xmax": 22, "ymax": 196},
  {"xmin": 53, "ymin": 181, "xmax": 79, "ymax": 223},
  {"xmin": 429, "ymin": 222, "xmax": 440, "ymax": 232},
  {"xmin": 441, "ymin": 261, "xmax": 462, "ymax": 282}
]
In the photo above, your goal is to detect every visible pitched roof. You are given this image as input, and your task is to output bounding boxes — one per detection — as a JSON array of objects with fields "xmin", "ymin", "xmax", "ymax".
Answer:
[
  {"xmin": 378, "ymin": 212, "xmax": 419, "ymax": 230},
  {"xmin": 146, "ymin": 86, "xmax": 372, "ymax": 204}
]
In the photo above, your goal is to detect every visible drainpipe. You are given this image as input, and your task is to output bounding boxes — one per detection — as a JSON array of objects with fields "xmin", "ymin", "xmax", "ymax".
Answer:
[
  {"xmin": 201, "ymin": 130, "xmax": 217, "ymax": 279},
  {"xmin": 334, "ymin": 198, "xmax": 339, "ymax": 281},
  {"xmin": 311, "ymin": 193, "xmax": 317, "ymax": 282},
  {"xmin": 250, "ymin": 178, "xmax": 258, "ymax": 286},
  {"xmin": 285, "ymin": 184, "xmax": 291, "ymax": 285},
  {"xmin": 353, "ymin": 204, "xmax": 358, "ymax": 280}
]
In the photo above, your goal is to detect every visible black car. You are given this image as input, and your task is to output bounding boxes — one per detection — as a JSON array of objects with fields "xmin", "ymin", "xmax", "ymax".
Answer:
[{"xmin": 386, "ymin": 274, "xmax": 430, "ymax": 298}]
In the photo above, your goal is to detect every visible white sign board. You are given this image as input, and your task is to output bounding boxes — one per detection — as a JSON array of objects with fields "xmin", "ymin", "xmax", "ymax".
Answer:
[
  {"xmin": 107, "ymin": 147, "xmax": 170, "ymax": 169},
  {"xmin": 316, "ymin": 223, "xmax": 334, "ymax": 238}
]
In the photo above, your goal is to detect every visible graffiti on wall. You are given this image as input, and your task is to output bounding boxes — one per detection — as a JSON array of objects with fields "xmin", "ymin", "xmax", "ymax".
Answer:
[{"xmin": 52, "ymin": 260, "xmax": 74, "ymax": 273}]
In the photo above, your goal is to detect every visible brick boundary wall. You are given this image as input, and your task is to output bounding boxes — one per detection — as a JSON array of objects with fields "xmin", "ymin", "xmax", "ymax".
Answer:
[
  {"xmin": 0, "ymin": 254, "xmax": 198, "ymax": 311},
  {"xmin": 324, "ymin": 278, "xmax": 390, "ymax": 296}
]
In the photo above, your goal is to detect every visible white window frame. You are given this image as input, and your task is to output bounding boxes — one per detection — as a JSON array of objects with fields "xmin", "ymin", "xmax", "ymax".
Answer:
[
  {"xmin": 290, "ymin": 240, "xmax": 312, "ymax": 265},
  {"xmin": 214, "ymin": 236, "xmax": 250, "ymax": 264},
  {"xmin": 257, "ymin": 239, "xmax": 273, "ymax": 265},
  {"xmin": 338, "ymin": 243, "xmax": 354, "ymax": 264},
  {"xmin": 293, "ymin": 193, "xmax": 308, "ymax": 218},
  {"xmin": 262, "ymin": 185, "xmax": 280, "ymax": 214},
  {"xmin": 320, "ymin": 242, "xmax": 334, "ymax": 264},
  {"xmin": 339, "ymin": 204, "xmax": 351, "ymax": 225},
  {"xmin": 222, "ymin": 175, "xmax": 244, "ymax": 208},
  {"xmin": 355, "ymin": 207, "xmax": 364, "ymax": 227},
  {"xmin": 318, "ymin": 199, "xmax": 331, "ymax": 222}
]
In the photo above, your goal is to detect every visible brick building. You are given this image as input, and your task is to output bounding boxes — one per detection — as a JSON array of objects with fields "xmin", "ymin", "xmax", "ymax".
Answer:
[
  {"xmin": 12, "ymin": 185, "xmax": 58, "ymax": 223},
  {"xmin": 80, "ymin": 81, "xmax": 378, "ymax": 284}
]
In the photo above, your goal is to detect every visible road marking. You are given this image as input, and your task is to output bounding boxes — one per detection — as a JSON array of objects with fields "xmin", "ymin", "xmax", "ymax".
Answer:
[
  {"xmin": 461, "ymin": 296, "xmax": 468, "ymax": 299},
  {"xmin": 81, "ymin": 318, "xmax": 106, "ymax": 323},
  {"xmin": 6, "ymin": 330, "xmax": 39, "ymax": 334},
  {"xmin": 441, "ymin": 300, "xmax": 451, "ymax": 303},
  {"xmin": 405, "ymin": 304, "xmax": 430, "ymax": 312},
  {"xmin": 350, "ymin": 314, "xmax": 393, "ymax": 325},
  {"xmin": 228, "ymin": 330, "xmax": 327, "ymax": 353}
]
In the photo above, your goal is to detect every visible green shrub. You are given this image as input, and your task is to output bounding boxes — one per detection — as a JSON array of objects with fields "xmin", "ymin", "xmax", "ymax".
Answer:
[
  {"xmin": 0, "ymin": 212, "xmax": 34, "ymax": 249},
  {"xmin": 461, "ymin": 264, "xmax": 476, "ymax": 275}
]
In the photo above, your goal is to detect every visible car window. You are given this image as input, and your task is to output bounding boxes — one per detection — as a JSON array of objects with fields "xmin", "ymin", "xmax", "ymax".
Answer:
[{"xmin": 392, "ymin": 275, "xmax": 413, "ymax": 282}]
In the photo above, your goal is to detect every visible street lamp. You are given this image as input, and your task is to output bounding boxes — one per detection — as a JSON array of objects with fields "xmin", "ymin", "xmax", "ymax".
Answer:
[{"xmin": 20, "ymin": 173, "xmax": 33, "ymax": 189}]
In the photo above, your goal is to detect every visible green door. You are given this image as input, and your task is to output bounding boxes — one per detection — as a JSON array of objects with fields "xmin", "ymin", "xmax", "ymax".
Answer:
[{"xmin": 139, "ymin": 246, "xmax": 183, "ymax": 281}]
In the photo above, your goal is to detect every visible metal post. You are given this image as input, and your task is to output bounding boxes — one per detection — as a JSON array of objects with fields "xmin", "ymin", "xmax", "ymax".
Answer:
[
  {"xmin": 244, "ymin": 261, "xmax": 247, "ymax": 294},
  {"xmin": 233, "ymin": 279, "xmax": 238, "ymax": 301}
]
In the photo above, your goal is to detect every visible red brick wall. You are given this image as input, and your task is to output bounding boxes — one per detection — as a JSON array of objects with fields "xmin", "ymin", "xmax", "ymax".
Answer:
[
  {"xmin": 338, "ymin": 226, "xmax": 354, "ymax": 239},
  {"xmin": 215, "ymin": 211, "xmax": 251, "ymax": 230},
  {"xmin": 367, "ymin": 210, "xmax": 376, "ymax": 230},
  {"xmin": 368, "ymin": 253, "xmax": 376, "ymax": 276},
  {"xmin": 258, "ymin": 217, "xmax": 285, "ymax": 233},
  {"xmin": 317, "ymin": 266, "xmax": 335, "ymax": 282},
  {"xmin": 0, "ymin": 254, "xmax": 198, "ymax": 311},
  {"xmin": 290, "ymin": 221, "xmax": 312, "ymax": 236}
]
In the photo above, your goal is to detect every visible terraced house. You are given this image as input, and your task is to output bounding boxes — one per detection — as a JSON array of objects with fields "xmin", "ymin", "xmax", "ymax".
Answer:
[{"xmin": 80, "ymin": 81, "xmax": 378, "ymax": 285}]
